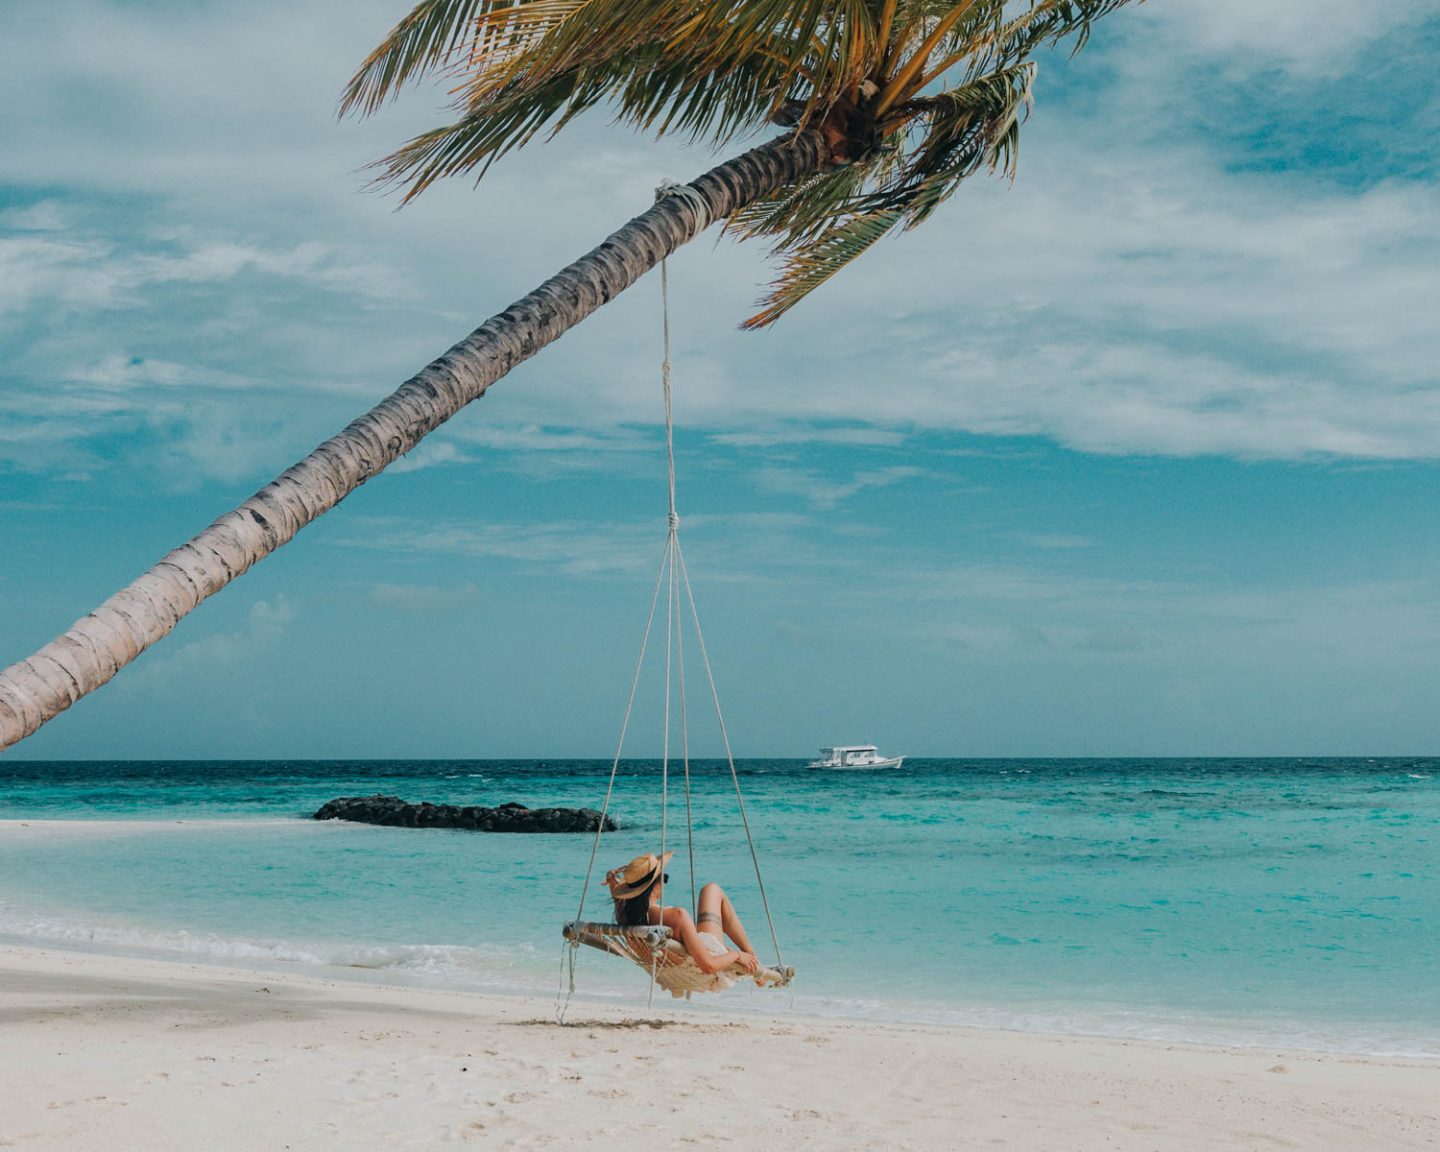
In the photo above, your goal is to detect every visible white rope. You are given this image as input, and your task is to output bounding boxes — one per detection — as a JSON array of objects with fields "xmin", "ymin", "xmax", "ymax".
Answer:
[
  {"xmin": 656, "ymin": 213, "xmax": 784, "ymax": 971},
  {"xmin": 661, "ymin": 531, "xmax": 673, "ymax": 889},
  {"xmin": 675, "ymin": 537, "xmax": 786, "ymax": 973},
  {"xmin": 677, "ymin": 552, "xmax": 697, "ymax": 919},
  {"xmin": 652, "ymin": 196, "xmax": 784, "ymax": 975},
  {"xmin": 572, "ymin": 536, "xmax": 670, "ymax": 923},
  {"xmin": 661, "ymin": 255, "xmax": 679, "ymax": 533},
  {"xmin": 661, "ymin": 247, "xmax": 699, "ymax": 920},
  {"xmin": 562, "ymin": 534, "xmax": 672, "ymax": 1023},
  {"xmin": 658, "ymin": 214, "xmax": 679, "ymax": 912},
  {"xmin": 560, "ymin": 533, "xmax": 671, "ymax": 1024},
  {"xmin": 554, "ymin": 933, "xmax": 577, "ymax": 1025}
]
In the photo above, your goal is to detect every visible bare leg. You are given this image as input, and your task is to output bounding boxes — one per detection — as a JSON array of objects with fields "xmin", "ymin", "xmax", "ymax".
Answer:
[{"xmin": 696, "ymin": 883, "xmax": 756, "ymax": 954}]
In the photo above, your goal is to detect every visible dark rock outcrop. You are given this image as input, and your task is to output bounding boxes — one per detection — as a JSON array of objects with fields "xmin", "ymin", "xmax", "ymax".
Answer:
[{"xmin": 312, "ymin": 794, "xmax": 616, "ymax": 833}]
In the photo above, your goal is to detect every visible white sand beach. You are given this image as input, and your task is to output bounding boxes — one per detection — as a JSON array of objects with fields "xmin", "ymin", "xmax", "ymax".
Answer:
[{"xmin": 1, "ymin": 944, "xmax": 1435, "ymax": 1151}]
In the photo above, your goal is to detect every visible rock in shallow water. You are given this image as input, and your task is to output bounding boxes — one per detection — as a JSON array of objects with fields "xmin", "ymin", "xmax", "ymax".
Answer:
[{"xmin": 312, "ymin": 794, "xmax": 616, "ymax": 833}]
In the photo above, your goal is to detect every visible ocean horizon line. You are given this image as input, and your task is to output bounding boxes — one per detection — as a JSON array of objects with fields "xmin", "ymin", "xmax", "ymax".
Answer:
[{"xmin": 4, "ymin": 753, "xmax": 1435, "ymax": 764}]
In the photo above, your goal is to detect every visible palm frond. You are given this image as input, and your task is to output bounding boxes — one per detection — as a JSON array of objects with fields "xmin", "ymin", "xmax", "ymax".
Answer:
[
  {"xmin": 341, "ymin": 0, "xmax": 491, "ymax": 118},
  {"xmin": 460, "ymin": 1, "xmax": 692, "ymax": 102},
  {"xmin": 883, "ymin": 59, "xmax": 1035, "ymax": 222},
  {"xmin": 741, "ymin": 208, "xmax": 903, "ymax": 329},
  {"xmin": 348, "ymin": 0, "xmax": 1142, "ymax": 322},
  {"xmin": 372, "ymin": 46, "xmax": 819, "ymax": 202},
  {"xmin": 725, "ymin": 162, "xmax": 875, "ymax": 247},
  {"xmin": 667, "ymin": 0, "xmax": 874, "ymax": 113},
  {"xmin": 732, "ymin": 56, "xmax": 1030, "ymax": 324},
  {"xmin": 1003, "ymin": 0, "xmax": 1139, "ymax": 60},
  {"xmin": 370, "ymin": 81, "xmax": 578, "ymax": 201},
  {"xmin": 469, "ymin": 0, "xmax": 595, "ymax": 74}
]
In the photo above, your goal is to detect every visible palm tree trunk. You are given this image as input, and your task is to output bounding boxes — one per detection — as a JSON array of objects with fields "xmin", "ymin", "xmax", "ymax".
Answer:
[{"xmin": 0, "ymin": 131, "xmax": 828, "ymax": 752}]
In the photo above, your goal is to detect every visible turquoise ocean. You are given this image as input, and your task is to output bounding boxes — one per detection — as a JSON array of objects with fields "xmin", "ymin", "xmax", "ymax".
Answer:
[{"xmin": 1, "ymin": 758, "xmax": 1435, "ymax": 1055}]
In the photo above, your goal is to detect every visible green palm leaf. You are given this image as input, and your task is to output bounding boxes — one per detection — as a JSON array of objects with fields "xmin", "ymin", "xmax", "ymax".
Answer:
[
  {"xmin": 742, "ymin": 208, "xmax": 903, "ymax": 329},
  {"xmin": 346, "ymin": 0, "xmax": 1141, "ymax": 322},
  {"xmin": 341, "ymin": 0, "xmax": 491, "ymax": 117}
]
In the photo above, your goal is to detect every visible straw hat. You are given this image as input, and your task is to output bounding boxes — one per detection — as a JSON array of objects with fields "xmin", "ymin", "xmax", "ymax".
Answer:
[{"xmin": 603, "ymin": 851, "xmax": 673, "ymax": 900}]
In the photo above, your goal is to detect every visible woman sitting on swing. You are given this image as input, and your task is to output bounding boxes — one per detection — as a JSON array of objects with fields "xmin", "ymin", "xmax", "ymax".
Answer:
[{"xmin": 604, "ymin": 851, "xmax": 763, "ymax": 988}]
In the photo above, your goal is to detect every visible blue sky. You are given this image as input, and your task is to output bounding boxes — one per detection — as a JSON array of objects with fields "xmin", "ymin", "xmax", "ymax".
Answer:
[{"xmin": 2, "ymin": 0, "xmax": 1438, "ymax": 760}]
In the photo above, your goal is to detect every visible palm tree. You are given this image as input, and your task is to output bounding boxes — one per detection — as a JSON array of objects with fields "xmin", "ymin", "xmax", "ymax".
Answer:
[{"xmin": 0, "ymin": 0, "xmax": 1136, "ymax": 751}]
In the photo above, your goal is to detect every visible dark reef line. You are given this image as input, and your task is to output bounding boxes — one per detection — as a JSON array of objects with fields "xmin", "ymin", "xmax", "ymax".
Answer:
[{"xmin": 313, "ymin": 794, "xmax": 615, "ymax": 833}]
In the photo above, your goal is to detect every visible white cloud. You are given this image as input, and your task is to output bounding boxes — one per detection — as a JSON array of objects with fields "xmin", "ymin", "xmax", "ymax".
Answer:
[
  {"xmin": 118, "ymin": 595, "xmax": 295, "ymax": 690},
  {"xmin": 868, "ymin": 559, "xmax": 1440, "ymax": 678},
  {"xmin": 424, "ymin": 134, "xmax": 1440, "ymax": 461},
  {"xmin": 754, "ymin": 465, "xmax": 926, "ymax": 509},
  {"xmin": 669, "ymin": 144, "xmax": 1439, "ymax": 459},
  {"xmin": 73, "ymin": 354, "xmax": 262, "ymax": 393},
  {"xmin": 0, "ymin": 233, "xmax": 119, "ymax": 315},
  {"xmin": 917, "ymin": 338, "xmax": 1440, "ymax": 460},
  {"xmin": 0, "ymin": 228, "xmax": 395, "ymax": 321},
  {"xmin": 0, "ymin": 201, "xmax": 69, "ymax": 232},
  {"xmin": 1021, "ymin": 534, "xmax": 1095, "ymax": 551},
  {"xmin": 386, "ymin": 424, "xmax": 654, "ymax": 477},
  {"xmin": 405, "ymin": 421, "xmax": 662, "ymax": 480},
  {"xmin": 454, "ymin": 424, "xmax": 650, "ymax": 454},
  {"xmin": 334, "ymin": 517, "xmax": 663, "ymax": 576},
  {"xmin": 0, "ymin": 207, "xmax": 424, "ymax": 479},
  {"xmin": 370, "ymin": 582, "xmax": 482, "ymax": 613},
  {"xmin": 148, "ymin": 403, "xmax": 303, "ymax": 486},
  {"xmin": 388, "ymin": 439, "xmax": 472, "ymax": 474},
  {"xmin": 681, "ymin": 511, "xmax": 812, "ymax": 532},
  {"xmin": 0, "ymin": 349, "xmax": 313, "ymax": 483},
  {"xmin": 1143, "ymin": 0, "xmax": 1440, "ymax": 78},
  {"xmin": 709, "ymin": 426, "xmax": 907, "ymax": 449}
]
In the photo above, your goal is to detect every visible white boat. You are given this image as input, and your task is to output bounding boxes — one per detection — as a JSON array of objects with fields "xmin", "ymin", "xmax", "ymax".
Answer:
[{"xmin": 807, "ymin": 745, "xmax": 904, "ymax": 771}]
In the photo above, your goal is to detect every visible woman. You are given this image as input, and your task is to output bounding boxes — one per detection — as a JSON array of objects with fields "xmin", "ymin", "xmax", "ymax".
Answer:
[{"xmin": 604, "ymin": 851, "xmax": 763, "ymax": 987}]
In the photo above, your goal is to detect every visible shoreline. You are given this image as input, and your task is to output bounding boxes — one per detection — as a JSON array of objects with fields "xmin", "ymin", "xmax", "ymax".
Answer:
[
  {"xmin": 4, "ymin": 930, "xmax": 1437, "ymax": 1062},
  {"xmin": 2, "ymin": 943, "xmax": 1437, "ymax": 1150}
]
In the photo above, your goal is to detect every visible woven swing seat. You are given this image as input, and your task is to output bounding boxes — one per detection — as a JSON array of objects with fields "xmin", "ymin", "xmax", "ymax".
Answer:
[{"xmin": 563, "ymin": 920, "xmax": 795, "ymax": 998}]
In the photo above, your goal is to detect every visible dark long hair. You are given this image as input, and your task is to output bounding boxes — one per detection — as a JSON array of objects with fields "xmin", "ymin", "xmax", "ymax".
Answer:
[{"xmin": 614, "ymin": 875, "xmax": 660, "ymax": 927}]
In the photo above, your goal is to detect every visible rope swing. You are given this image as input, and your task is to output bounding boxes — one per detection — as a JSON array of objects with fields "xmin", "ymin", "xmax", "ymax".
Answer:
[{"xmin": 558, "ymin": 182, "xmax": 795, "ymax": 1016}]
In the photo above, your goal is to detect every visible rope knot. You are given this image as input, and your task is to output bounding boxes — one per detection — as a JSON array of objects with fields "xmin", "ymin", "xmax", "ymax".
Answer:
[
  {"xmin": 654, "ymin": 179, "xmax": 711, "ymax": 233},
  {"xmin": 668, "ymin": 512, "xmax": 680, "ymax": 531}
]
